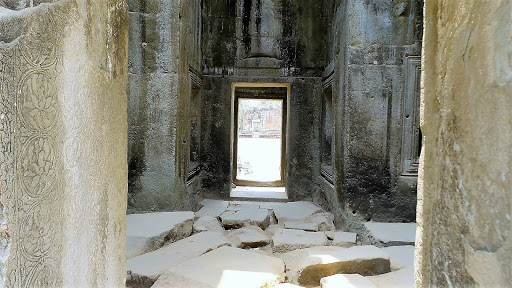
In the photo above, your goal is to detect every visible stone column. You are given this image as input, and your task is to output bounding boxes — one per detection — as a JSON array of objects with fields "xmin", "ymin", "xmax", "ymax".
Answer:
[
  {"xmin": 0, "ymin": 1, "xmax": 128, "ymax": 287},
  {"xmin": 416, "ymin": 0, "xmax": 512, "ymax": 286}
]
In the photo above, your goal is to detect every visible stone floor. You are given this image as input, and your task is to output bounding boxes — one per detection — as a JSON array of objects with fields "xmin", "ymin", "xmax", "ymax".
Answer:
[{"xmin": 126, "ymin": 200, "xmax": 416, "ymax": 288}]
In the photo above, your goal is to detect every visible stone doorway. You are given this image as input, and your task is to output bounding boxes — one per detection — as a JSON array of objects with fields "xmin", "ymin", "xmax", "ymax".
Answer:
[{"xmin": 231, "ymin": 84, "xmax": 289, "ymax": 199}]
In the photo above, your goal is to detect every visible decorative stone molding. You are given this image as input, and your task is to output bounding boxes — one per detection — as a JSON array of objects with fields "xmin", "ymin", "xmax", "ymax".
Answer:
[{"xmin": 401, "ymin": 56, "xmax": 421, "ymax": 176}]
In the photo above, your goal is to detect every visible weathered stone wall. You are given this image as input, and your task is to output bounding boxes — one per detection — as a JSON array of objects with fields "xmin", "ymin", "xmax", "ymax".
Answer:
[
  {"xmin": 0, "ymin": 1, "xmax": 128, "ymax": 286},
  {"xmin": 319, "ymin": 0, "xmax": 423, "ymax": 226},
  {"xmin": 127, "ymin": 0, "xmax": 203, "ymax": 212},
  {"xmin": 416, "ymin": 0, "xmax": 512, "ymax": 286},
  {"xmin": 200, "ymin": 0, "xmax": 327, "ymax": 200}
]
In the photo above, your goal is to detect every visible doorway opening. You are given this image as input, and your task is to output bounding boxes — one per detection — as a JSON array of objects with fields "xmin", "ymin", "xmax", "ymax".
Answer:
[{"xmin": 231, "ymin": 84, "xmax": 289, "ymax": 199}]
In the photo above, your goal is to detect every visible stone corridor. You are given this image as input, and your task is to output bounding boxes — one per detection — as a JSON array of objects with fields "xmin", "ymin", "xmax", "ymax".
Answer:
[{"xmin": 126, "ymin": 200, "xmax": 416, "ymax": 288}]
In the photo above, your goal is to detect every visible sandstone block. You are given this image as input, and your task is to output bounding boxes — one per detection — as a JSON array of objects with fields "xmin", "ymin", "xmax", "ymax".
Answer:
[
  {"xmin": 193, "ymin": 216, "xmax": 224, "ymax": 233},
  {"xmin": 126, "ymin": 232, "xmax": 231, "ymax": 288},
  {"xmin": 221, "ymin": 206, "xmax": 270, "ymax": 229},
  {"xmin": 306, "ymin": 212, "xmax": 335, "ymax": 232},
  {"xmin": 284, "ymin": 221, "xmax": 319, "ymax": 232},
  {"xmin": 126, "ymin": 212, "xmax": 194, "ymax": 259},
  {"xmin": 152, "ymin": 246, "xmax": 285, "ymax": 288},
  {"xmin": 272, "ymin": 202, "xmax": 324, "ymax": 223},
  {"xmin": 364, "ymin": 222, "xmax": 416, "ymax": 246},
  {"xmin": 272, "ymin": 229, "xmax": 328, "ymax": 253},
  {"xmin": 228, "ymin": 226, "xmax": 270, "ymax": 248},
  {"xmin": 280, "ymin": 246, "xmax": 390, "ymax": 287}
]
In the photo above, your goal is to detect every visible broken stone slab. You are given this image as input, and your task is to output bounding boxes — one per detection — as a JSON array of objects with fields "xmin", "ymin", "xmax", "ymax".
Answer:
[
  {"xmin": 332, "ymin": 232, "xmax": 357, "ymax": 248},
  {"xmin": 272, "ymin": 201, "xmax": 324, "ymax": 223},
  {"xmin": 381, "ymin": 246, "xmax": 415, "ymax": 270},
  {"xmin": 193, "ymin": 216, "xmax": 224, "ymax": 233},
  {"xmin": 196, "ymin": 199, "xmax": 229, "ymax": 218},
  {"xmin": 152, "ymin": 246, "xmax": 286, "ymax": 288},
  {"xmin": 126, "ymin": 232, "xmax": 231, "ymax": 288},
  {"xmin": 363, "ymin": 222, "xmax": 416, "ymax": 246},
  {"xmin": 320, "ymin": 274, "xmax": 377, "ymax": 288},
  {"xmin": 305, "ymin": 212, "xmax": 335, "ymax": 232},
  {"xmin": 228, "ymin": 226, "xmax": 270, "ymax": 248},
  {"xmin": 221, "ymin": 206, "xmax": 270, "ymax": 229},
  {"xmin": 126, "ymin": 211, "xmax": 194, "ymax": 259},
  {"xmin": 366, "ymin": 266, "xmax": 414, "ymax": 288},
  {"xmin": 280, "ymin": 245, "xmax": 390, "ymax": 287},
  {"xmin": 284, "ymin": 221, "xmax": 319, "ymax": 232},
  {"xmin": 272, "ymin": 229, "xmax": 328, "ymax": 253}
]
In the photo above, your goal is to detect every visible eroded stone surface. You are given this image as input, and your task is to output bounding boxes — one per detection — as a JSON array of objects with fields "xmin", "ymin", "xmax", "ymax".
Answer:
[
  {"xmin": 126, "ymin": 212, "xmax": 194, "ymax": 259},
  {"xmin": 221, "ymin": 206, "xmax": 270, "ymax": 229},
  {"xmin": 193, "ymin": 216, "xmax": 224, "ymax": 233},
  {"xmin": 126, "ymin": 232, "xmax": 231, "ymax": 288},
  {"xmin": 281, "ymin": 246, "xmax": 390, "ymax": 287},
  {"xmin": 228, "ymin": 226, "xmax": 270, "ymax": 248},
  {"xmin": 272, "ymin": 229, "xmax": 328, "ymax": 253},
  {"xmin": 320, "ymin": 274, "xmax": 377, "ymax": 288},
  {"xmin": 152, "ymin": 246, "xmax": 285, "ymax": 288},
  {"xmin": 364, "ymin": 222, "xmax": 416, "ymax": 246}
]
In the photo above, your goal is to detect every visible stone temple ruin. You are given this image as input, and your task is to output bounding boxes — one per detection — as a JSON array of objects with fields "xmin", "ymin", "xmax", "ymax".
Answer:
[{"xmin": 0, "ymin": 0, "xmax": 511, "ymax": 287}]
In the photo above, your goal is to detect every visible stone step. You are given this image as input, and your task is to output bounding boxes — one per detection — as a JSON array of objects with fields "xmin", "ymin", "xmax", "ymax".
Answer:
[
  {"xmin": 221, "ymin": 206, "xmax": 271, "ymax": 229},
  {"xmin": 193, "ymin": 216, "xmax": 224, "ymax": 233},
  {"xmin": 126, "ymin": 212, "xmax": 194, "ymax": 259},
  {"xmin": 152, "ymin": 246, "xmax": 286, "ymax": 288},
  {"xmin": 321, "ymin": 274, "xmax": 377, "ymax": 288},
  {"xmin": 227, "ymin": 226, "xmax": 270, "ymax": 248},
  {"xmin": 363, "ymin": 222, "xmax": 416, "ymax": 246},
  {"xmin": 272, "ymin": 229, "xmax": 328, "ymax": 253},
  {"xmin": 126, "ymin": 231, "xmax": 231, "ymax": 288},
  {"xmin": 280, "ymin": 245, "xmax": 390, "ymax": 287}
]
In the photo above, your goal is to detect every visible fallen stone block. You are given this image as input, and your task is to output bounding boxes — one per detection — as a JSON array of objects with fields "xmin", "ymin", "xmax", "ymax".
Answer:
[
  {"xmin": 228, "ymin": 226, "xmax": 270, "ymax": 248},
  {"xmin": 221, "ymin": 206, "xmax": 270, "ymax": 229},
  {"xmin": 364, "ymin": 222, "xmax": 416, "ymax": 246},
  {"xmin": 332, "ymin": 231, "xmax": 357, "ymax": 248},
  {"xmin": 273, "ymin": 202, "xmax": 324, "ymax": 223},
  {"xmin": 284, "ymin": 221, "xmax": 319, "ymax": 232},
  {"xmin": 193, "ymin": 216, "xmax": 224, "ymax": 233},
  {"xmin": 306, "ymin": 212, "xmax": 335, "ymax": 232},
  {"xmin": 196, "ymin": 199, "xmax": 229, "ymax": 218},
  {"xmin": 320, "ymin": 274, "xmax": 377, "ymax": 288},
  {"xmin": 272, "ymin": 229, "xmax": 328, "ymax": 253},
  {"xmin": 281, "ymin": 246, "xmax": 390, "ymax": 287},
  {"xmin": 126, "ymin": 211, "xmax": 194, "ymax": 259},
  {"xmin": 126, "ymin": 232, "xmax": 231, "ymax": 288},
  {"xmin": 152, "ymin": 246, "xmax": 285, "ymax": 288}
]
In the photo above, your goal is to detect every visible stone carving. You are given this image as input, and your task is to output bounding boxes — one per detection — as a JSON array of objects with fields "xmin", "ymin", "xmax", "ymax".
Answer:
[{"xmin": 0, "ymin": 2, "xmax": 78, "ymax": 287}]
